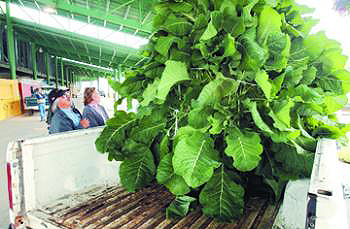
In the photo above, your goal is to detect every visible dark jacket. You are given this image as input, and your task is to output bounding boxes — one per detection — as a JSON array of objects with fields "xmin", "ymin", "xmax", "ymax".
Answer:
[
  {"xmin": 83, "ymin": 104, "xmax": 109, "ymax": 128},
  {"xmin": 49, "ymin": 108, "xmax": 83, "ymax": 134}
]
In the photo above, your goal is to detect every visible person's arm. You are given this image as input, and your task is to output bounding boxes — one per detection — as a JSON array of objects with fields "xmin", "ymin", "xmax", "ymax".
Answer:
[
  {"xmin": 57, "ymin": 117, "xmax": 75, "ymax": 132},
  {"xmin": 49, "ymin": 112, "xmax": 74, "ymax": 134},
  {"xmin": 101, "ymin": 105, "xmax": 109, "ymax": 120},
  {"xmin": 83, "ymin": 108, "xmax": 99, "ymax": 127}
]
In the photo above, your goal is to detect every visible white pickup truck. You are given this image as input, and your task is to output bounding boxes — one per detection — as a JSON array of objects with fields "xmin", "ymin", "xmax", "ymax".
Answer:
[{"xmin": 6, "ymin": 127, "xmax": 350, "ymax": 229}]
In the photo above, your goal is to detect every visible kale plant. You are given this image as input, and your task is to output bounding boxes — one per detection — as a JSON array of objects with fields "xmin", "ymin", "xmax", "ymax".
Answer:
[{"xmin": 96, "ymin": 0, "xmax": 350, "ymax": 222}]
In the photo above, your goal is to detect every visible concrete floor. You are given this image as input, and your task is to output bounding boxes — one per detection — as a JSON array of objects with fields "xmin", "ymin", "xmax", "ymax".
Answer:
[{"xmin": 0, "ymin": 97, "xmax": 115, "ymax": 228}]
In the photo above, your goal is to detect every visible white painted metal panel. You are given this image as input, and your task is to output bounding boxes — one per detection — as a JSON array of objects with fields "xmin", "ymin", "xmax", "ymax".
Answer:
[
  {"xmin": 309, "ymin": 139, "xmax": 349, "ymax": 229},
  {"xmin": 20, "ymin": 127, "xmax": 120, "ymax": 209}
]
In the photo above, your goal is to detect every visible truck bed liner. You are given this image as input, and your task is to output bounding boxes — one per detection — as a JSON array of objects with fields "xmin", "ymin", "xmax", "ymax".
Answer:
[{"xmin": 29, "ymin": 184, "xmax": 280, "ymax": 229}]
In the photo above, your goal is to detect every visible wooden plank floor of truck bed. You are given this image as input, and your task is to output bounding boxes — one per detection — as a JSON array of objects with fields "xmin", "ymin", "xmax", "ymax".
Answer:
[{"xmin": 27, "ymin": 184, "xmax": 281, "ymax": 229}]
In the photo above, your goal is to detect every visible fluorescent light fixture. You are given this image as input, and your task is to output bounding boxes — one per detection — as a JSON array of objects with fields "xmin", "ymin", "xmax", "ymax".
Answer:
[
  {"xmin": 43, "ymin": 7, "xmax": 56, "ymax": 14},
  {"xmin": 61, "ymin": 58, "xmax": 113, "ymax": 72},
  {"xmin": 0, "ymin": 2, "xmax": 149, "ymax": 50}
]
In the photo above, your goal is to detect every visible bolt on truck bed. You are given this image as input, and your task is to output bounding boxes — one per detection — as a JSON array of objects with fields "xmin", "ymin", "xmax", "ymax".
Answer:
[{"xmin": 7, "ymin": 128, "xmax": 280, "ymax": 229}]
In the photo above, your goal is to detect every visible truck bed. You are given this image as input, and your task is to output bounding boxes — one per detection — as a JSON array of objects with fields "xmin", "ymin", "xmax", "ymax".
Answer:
[{"xmin": 28, "ymin": 184, "xmax": 280, "ymax": 229}]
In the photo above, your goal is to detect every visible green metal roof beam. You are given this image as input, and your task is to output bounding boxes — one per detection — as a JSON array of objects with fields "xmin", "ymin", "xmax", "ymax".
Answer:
[
  {"xmin": 84, "ymin": 43, "xmax": 92, "ymax": 62},
  {"xmin": 14, "ymin": 31, "xmax": 126, "ymax": 65},
  {"xmin": 3, "ymin": 17, "xmax": 142, "ymax": 55},
  {"xmin": 36, "ymin": 0, "xmax": 152, "ymax": 34},
  {"xmin": 14, "ymin": 30, "xmax": 109, "ymax": 63}
]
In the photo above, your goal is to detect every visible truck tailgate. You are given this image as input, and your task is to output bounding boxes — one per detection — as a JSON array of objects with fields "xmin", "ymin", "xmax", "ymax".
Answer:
[{"xmin": 28, "ymin": 184, "xmax": 280, "ymax": 229}]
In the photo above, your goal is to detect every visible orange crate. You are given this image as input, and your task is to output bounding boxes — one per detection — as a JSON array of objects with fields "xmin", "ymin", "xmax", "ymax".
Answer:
[
  {"xmin": 0, "ymin": 79, "xmax": 20, "ymax": 100},
  {"xmin": 0, "ymin": 99, "xmax": 22, "ymax": 121}
]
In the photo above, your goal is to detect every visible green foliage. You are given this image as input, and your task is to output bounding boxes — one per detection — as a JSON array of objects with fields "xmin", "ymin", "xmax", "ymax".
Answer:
[
  {"xmin": 166, "ymin": 195, "xmax": 196, "ymax": 220},
  {"xmin": 96, "ymin": 0, "xmax": 350, "ymax": 223},
  {"xmin": 199, "ymin": 165, "xmax": 244, "ymax": 222},
  {"xmin": 225, "ymin": 127, "xmax": 263, "ymax": 172}
]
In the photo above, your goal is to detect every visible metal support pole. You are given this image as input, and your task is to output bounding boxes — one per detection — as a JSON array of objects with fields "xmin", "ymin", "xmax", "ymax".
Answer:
[
  {"xmin": 65, "ymin": 67, "xmax": 69, "ymax": 87},
  {"xmin": 60, "ymin": 58, "xmax": 64, "ymax": 86},
  {"xmin": 69, "ymin": 71, "xmax": 72, "ymax": 86},
  {"xmin": 31, "ymin": 43, "xmax": 37, "ymax": 80},
  {"xmin": 72, "ymin": 71, "xmax": 75, "ymax": 87},
  {"xmin": 6, "ymin": 0, "xmax": 16, "ymax": 79},
  {"xmin": 113, "ymin": 68, "xmax": 117, "ymax": 81},
  {"xmin": 118, "ymin": 64, "xmax": 123, "ymax": 81},
  {"xmin": 55, "ymin": 56, "xmax": 58, "ymax": 88},
  {"xmin": 45, "ymin": 52, "xmax": 50, "ymax": 85}
]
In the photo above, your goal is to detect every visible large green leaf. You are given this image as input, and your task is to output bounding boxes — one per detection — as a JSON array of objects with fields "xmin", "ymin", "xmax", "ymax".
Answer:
[
  {"xmin": 265, "ymin": 32, "xmax": 291, "ymax": 71},
  {"xmin": 300, "ymin": 66, "xmax": 317, "ymax": 85},
  {"xmin": 157, "ymin": 154, "xmax": 190, "ymax": 195},
  {"xmin": 303, "ymin": 32, "xmax": 336, "ymax": 60},
  {"xmin": 225, "ymin": 127, "xmax": 263, "ymax": 171},
  {"xmin": 192, "ymin": 73, "xmax": 239, "ymax": 109},
  {"xmin": 230, "ymin": 16, "xmax": 246, "ymax": 37},
  {"xmin": 130, "ymin": 121, "xmax": 166, "ymax": 146},
  {"xmin": 242, "ymin": 0, "xmax": 258, "ymax": 27},
  {"xmin": 319, "ymin": 49, "xmax": 347, "ymax": 75},
  {"xmin": 163, "ymin": 14, "xmax": 193, "ymax": 36},
  {"xmin": 119, "ymin": 149, "xmax": 156, "ymax": 192},
  {"xmin": 199, "ymin": 166, "xmax": 244, "ymax": 222},
  {"xmin": 223, "ymin": 33, "xmax": 236, "ymax": 57},
  {"xmin": 208, "ymin": 112, "xmax": 226, "ymax": 134},
  {"xmin": 166, "ymin": 196, "xmax": 196, "ymax": 220},
  {"xmin": 246, "ymin": 101, "xmax": 274, "ymax": 134},
  {"xmin": 168, "ymin": 2, "xmax": 193, "ymax": 13},
  {"xmin": 271, "ymin": 72, "xmax": 285, "ymax": 97},
  {"xmin": 255, "ymin": 70, "xmax": 272, "ymax": 99},
  {"xmin": 272, "ymin": 142, "xmax": 314, "ymax": 179},
  {"xmin": 271, "ymin": 99, "xmax": 294, "ymax": 128},
  {"xmin": 288, "ymin": 37, "xmax": 309, "ymax": 69},
  {"xmin": 141, "ymin": 78, "xmax": 161, "ymax": 106},
  {"xmin": 319, "ymin": 71, "xmax": 346, "ymax": 94},
  {"xmin": 257, "ymin": 7, "xmax": 282, "ymax": 45},
  {"xmin": 200, "ymin": 20, "xmax": 217, "ymax": 41},
  {"xmin": 159, "ymin": 135, "xmax": 169, "ymax": 160},
  {"xmin": 95, "ymin": 111, "xmax": 136, "ymax": 154},
  {"xmin": 156, "ymin": 60, "xmax": 190, "ymax": 102},
  {"xmin": 240, "ymin": 28, "xmax": 268, "ymax": 70},
  {"xmin": 288, "ymin": 85, "xmax": 324, "ymax": 104},
  {"xmin": 264, "ymin": 178, "xmax": 287, "ymax": 201},
  {"xmin": 285, "ymin": 65, "xmax": 307, "ymax": 87},
  {"xmin": 173, "ymin": 129, "xmax": 221, "ymax": 188},
  {"xmin": 188, "ymin": 107, "xmax": 210, "ymax": 129},
  {"xmin": 324, "ymin": 95, "xmax": 347, "ymax": 114},
  {"xmin": 155, "ymin": 36, "xmax": 176, "ymax": 57}
]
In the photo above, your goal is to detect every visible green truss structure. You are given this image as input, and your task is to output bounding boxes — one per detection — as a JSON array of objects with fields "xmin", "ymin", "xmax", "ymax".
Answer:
[{"xmin": 0, "ymin": 0, "xmax": 156, "ymax": 83}]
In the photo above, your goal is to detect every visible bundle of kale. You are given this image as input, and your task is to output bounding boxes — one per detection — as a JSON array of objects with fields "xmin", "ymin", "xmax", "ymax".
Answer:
[{"xmin": 96, "ymin": 0, "xmax": 350, "ymax": 222}]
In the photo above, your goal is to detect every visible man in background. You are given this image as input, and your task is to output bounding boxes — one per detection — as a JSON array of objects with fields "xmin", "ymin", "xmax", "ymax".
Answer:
[{"xmin": 34, "ymin": 88, "xmax": 46, "ymax": 121}]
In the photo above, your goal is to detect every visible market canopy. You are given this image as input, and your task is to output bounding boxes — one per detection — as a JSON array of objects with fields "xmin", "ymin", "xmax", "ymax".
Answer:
[{"xmin": 0, "ymin": 0, "xmax": 156, "ymax": 73}]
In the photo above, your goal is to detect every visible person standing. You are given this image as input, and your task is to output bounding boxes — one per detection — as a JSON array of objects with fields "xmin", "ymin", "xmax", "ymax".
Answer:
[
  {"xmin": 35, "ymin": 88, "xmax": 46, "ymax": 121},
  {"xmin": 83, "ymin": 87, "xmax": 109, "ymax": 128}
]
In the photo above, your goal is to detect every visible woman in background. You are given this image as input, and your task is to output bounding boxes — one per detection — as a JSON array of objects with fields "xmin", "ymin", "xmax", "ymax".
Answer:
[{"xmin": 83, "ymin": 87, "xmax": 109, "ymax": 128}]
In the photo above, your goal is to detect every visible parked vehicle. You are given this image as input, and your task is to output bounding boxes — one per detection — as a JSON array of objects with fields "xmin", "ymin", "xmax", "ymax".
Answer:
[
  {"xmin": 6, "ymin": 128, "xmax": 350, "ymax": 229},
  {"xmin": 98, "ymin": 90, "xmax": 106, "ymax": 97}
]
